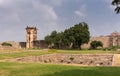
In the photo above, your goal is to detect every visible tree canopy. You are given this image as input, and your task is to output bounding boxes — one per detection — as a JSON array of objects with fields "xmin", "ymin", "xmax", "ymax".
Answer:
[
  {"xmin": 45, "ymin": 22, "xmax": 90, "ymax": 50},
  {"xmin": 90, "ymin": 41, "xmax": 103, "ymax": 49},
  {"xmin": 112, "ymin": 0, "xmax": 120, "ymax": 13}
]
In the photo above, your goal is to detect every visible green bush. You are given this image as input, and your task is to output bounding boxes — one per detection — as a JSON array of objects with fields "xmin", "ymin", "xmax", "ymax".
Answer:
[
  {"xmin": 90, "ymin": 41, "xmax": 103, "ymax": 49},
  {"xmin": 69, "ymin": 57, "xmax": 74, "ymax": 61},
  {"xmin": 103, "ymin": 46, "xmax": 120, "ymax": 51},
  {"xmin": 1, "ymin": 42, "xmax": 12, "ymax": 47}
]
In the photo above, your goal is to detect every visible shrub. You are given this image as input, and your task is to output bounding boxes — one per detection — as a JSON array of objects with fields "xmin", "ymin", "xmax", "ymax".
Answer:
[
  {"xmin": 90, "ymin": 41, "xmax": 103, "ymax": 49},
  {"xmin": 103, "ymin": 46, "xmax": 120, "ymax": 51},
  {"xmin": 69, "ymin": 57, "xmax": 74, "ymax": 61},
  {"xmin": 1, "ymin": 42, "xmax": 12, "ymax": 47}
]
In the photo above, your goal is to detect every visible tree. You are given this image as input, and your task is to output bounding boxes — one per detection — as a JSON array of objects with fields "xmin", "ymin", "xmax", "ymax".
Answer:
[
  {"xmin": 112, "ymin": 0, "xmax": 120, "ymax": 13},
  {"xmin": 45, "ymin": 35, "xmax": 52, "ymax": 45},
  {"xmin": 45, "ymin": 31, "xmax": 57, "ymax": 48},
  {"xmin": 73, "ymin": 22, "xmax": 90, "ymax": 49},
  {"xmin": 60, "ymin": 22, "xmax": 90, "ymax": 49},
  {"xmin": 62, "ymin": 28, "xmax": 75, "ymax": 49},
  {"xmin": 90, "ymin": 41, "xmax": 103, "ymax": 49},
  {"xmin": 45, "ymin": 31, "xmax": 63, "ymax": 49},
  {"xmin": 44, "ymin": 22, "xmax": 90, "ymax": 50},
  {"xmin": 54, "ymin": 32, "xmax": 63, "ymax": 49}
]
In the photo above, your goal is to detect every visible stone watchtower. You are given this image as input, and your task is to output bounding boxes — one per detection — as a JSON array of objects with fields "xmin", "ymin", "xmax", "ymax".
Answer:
[{"xmin": 26, "ymin": 26, "xmax": 37, "ymax": 48}]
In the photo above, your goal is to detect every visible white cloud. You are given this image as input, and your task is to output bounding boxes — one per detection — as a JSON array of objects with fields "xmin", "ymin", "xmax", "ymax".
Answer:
[
  {"xmin": 1, "ymin": 0, "xmax": 118, "ymax": 42},
  {"xmin": 0, "ymin": 0, "xmax": 4, "ymax": 4},
  {"xmin": 32, "ymin": 1, "xmax": 58, "ymax": 22},
  {"xmin": 0, "ymin": 0, "xmax": 14, "ymax": 6},
  {"xmin": 0, "ymin": 0, "xmax": 58, "ymax": 24},
  {"xmin": 75, "ymin": 4, "xmax": 87, "ymax": 17},
  {"xmin": 75, "ymin": 0, "xmax": 84, "ymax": 2},
  {"xmin": 0, "ymin": 0, "xmax": 59, "ymax": 41},
  {"xmin": 50, "ymin": 0, "xmax": 62, "ymax": 5},
  {"xmin": 75, "ymin": 11, "xmax": 85, "ymax": 17},
  {"xmin": 31, "ymin": 1, "xmax": 59, "ymax": 39}
]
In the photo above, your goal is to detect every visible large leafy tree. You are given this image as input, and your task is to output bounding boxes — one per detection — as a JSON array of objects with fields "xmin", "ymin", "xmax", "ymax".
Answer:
[
  {"xmin": 62, "ymin": 28, "xmax": 76, "ymax": 49},
  {"xmin": 60, "ymin": 22, "xmax": 90, "ymax": 49},
  {"xmin": 45, "ymin": 22, "xmax": 90, "ymax": 50},
  {"xmin": 45, "ymin": 31, "xmax": 63, "ymax": 48},
  {"xmin": 45, "ymin": 31, "xmax": 57, "ymax": 48},
  {"xmin": 70, "ymin": 22, "xmax": 90, "ymax": 49},
  {"xmin": 112, "ymin": 0, "xmax": 120, "ymax": 13},
  {"xmin": 54, "ymin": 32, "xmax": 63, "ymax": 49}
]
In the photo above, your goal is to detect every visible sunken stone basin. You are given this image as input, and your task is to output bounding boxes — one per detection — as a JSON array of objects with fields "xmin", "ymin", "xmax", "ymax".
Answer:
[{"xmin": 14, "ymin": 54, "xmax": 113, "ymax": 66}]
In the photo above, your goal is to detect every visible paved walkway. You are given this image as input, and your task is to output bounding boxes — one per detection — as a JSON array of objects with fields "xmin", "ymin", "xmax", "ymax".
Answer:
[{"xmin": 112, "ymin": 54, "xmax": 120, "ymax": 66}]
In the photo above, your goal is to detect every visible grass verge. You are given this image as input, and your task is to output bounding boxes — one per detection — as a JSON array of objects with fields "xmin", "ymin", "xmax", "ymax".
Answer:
[
  {"xmin": 0, "ymin": 49, "xmax": 120, "ymax": 60},
  {"xmin": 0, "ymin": 50, "xmax": 51, "ymax": 60},
  {"xmin": 0, "ymin": 62, "xmax": 120, "ymax": 76},
  {"xmin": 57, "ymin": 49, "xmax": 120, "ymax": 54}
]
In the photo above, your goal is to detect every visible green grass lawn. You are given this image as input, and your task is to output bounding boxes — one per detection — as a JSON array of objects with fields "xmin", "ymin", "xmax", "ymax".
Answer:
[
  {"xmin": 0, "ymin": 50, "xmax": 51, "ymax": 60},
  {"xmin": 57, "ymin": 49, "xmax": 119, "ymax": 54},
  {"xmin": 0, "ymin": 62, "xmax": 120, "ymax": 76},
  {"xmin": 0, "ymin": 49, "xmax": 120, "ymax": 60},
  {"xmin": 0, "ymin": 50, "xmax": 120, "ymax": 76}
]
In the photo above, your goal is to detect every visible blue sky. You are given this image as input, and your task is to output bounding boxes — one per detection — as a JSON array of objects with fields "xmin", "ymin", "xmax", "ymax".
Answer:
[{"xmin": 0, "ymin": 0, "xmax": 120, "ymax": 42}]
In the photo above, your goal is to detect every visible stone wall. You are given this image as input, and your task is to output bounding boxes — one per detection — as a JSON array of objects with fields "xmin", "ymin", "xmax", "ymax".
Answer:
[
  {"xmin": 33, "ymin": 40, "xmax": 48, "ymax": 49},
  {"xmin": 81, "ymin": 32, "xmax": 120, "ymax": 49},
  {"xmin": 0, "ymin": 41, "xmax": 21, "ymax": 50},
  {"xmin": 81, "ymin": 36, "xmax": 110, "ymax": 49},
  {"xmin": 14, "ymin": 54, "xmax": 113, "ymax": 66},
  {"xmin": 0, "ymin": 46, "xmax": 16, "ymax": 50},
  {"xmin": 19, "ymin": 42, "xmax": 26, "ymax": 48},
  {"xmin": 0, "ymin": 40, "xmax": 48, "ymax": 50},
  {"xmin": 3, "ymin": 41, "xmax": 20, "ymax": 48}
]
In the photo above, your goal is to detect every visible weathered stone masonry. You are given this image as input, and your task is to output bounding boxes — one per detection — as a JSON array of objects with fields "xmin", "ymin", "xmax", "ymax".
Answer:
[
  {"xmin": 26, "ymin": 26, "xmax": 37, "ymax": 48},
  {"xmin": 13, "ymin": 54, "xmax": 113, "ymax": 66},
  {"xmin": 1, "ymin": 27, "xmax": 120, "ymax": 49},
  {"xmin": 82, "ymin": 31, "xmax": 120, "ymax": 49}
]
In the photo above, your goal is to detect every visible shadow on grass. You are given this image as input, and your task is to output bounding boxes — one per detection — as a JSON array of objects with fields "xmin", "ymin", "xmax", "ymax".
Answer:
[{"xmin": 41, "ymin": 68, "xmax": 113, "ymax": 76}]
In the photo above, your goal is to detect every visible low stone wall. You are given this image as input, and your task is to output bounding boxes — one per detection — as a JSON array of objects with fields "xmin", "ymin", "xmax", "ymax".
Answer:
[
  {"xmin": 0, "ymin": 41, "xmax": 21, "ymax": 50},
  {"xmin": 13, "ymin": 54, "xmax": 113, "ymax": 66},
  {"xmin": 0, "ymin": 46, "xmax": 16, "ymax": 50}
]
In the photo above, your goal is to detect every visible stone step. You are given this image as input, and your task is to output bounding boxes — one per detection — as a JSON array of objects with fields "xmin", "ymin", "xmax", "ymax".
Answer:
[{"xmin": 112, "ymin": 54, "xmax": 120, "ymax": 66}]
